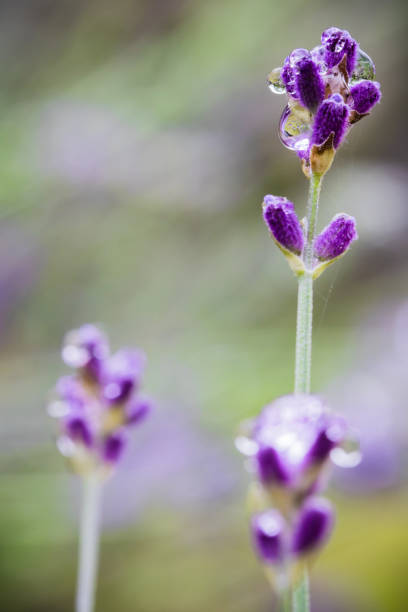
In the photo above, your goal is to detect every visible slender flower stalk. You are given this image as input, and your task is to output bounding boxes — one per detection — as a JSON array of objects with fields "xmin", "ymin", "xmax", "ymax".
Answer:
[
  {"xmin": 238, "ymin": 26, "xmax": 380, "ymax": 612},
  {"xmin": 48, "ymin": 324, "xmax": 152, "ymax": 612}
]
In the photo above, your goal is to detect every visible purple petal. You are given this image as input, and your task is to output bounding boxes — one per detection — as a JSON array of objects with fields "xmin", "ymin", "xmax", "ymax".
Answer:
[
  {"xmin": 256, "ymin": 446, "xmax": 290, "ymax": 485},
  {"xmin": 62, "ymin": 323, "xmax": 109, "ymax": 380},
  {"xmin": 321, "ymin": 27, "xmax": 358, "ymax": 74},
  {"xmin": 314, "ymin": 213, "xmax": 358, "ymax": 260},
  {"xmin": 292, "ymin": 497, "xmax": 334, "ymax": 555},
  {"xmin": 252, "ymin": 510, "xmax": 285, "ymax": 564},
  {"xmin": 350, "ymin": 80, "xmax": 381, "ymax": 115},
  {"xmin": 103, "ymin": 432, "xmax": 126, "ymax": 463},
  {"xmin": 294, "ymin": 56, "xmax": 325, "ymax": 111},
  {"xmin": 126, "ymin": 397, "xmax": 152, "ymax": 426},
  {"xmin": 102, "ymin": 348, "xmax": 146, "ymax": 403},
  {"xmin": 263, "ymin": 195, "xmax": 304, "ymax": 254},
  {"xmin": 64, "ymin": 414, "xmax": 93, "ymax": 447},
  {"xmin": 312, "ymin": 94, "xmax": 349, "ymax": 150}
]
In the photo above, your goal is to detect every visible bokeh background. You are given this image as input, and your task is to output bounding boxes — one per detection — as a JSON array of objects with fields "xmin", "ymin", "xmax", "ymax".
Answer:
[{"xmin": 1, "ymin": 1, "xmax": 407, "ymax": 610}]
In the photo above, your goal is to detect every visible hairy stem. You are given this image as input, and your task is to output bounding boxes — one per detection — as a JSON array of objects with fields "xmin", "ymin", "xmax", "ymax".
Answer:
[
  {"xmin": 76, "ymin": 473, "xmax": 102, "ymax": 612},
  {"xmin": 292, "ymin": 172, "xmax": 323, "ymax": 610}
]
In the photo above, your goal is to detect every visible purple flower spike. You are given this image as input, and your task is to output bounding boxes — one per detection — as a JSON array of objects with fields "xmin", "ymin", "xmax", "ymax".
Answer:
[
  {"xmin": 294, "ymin": 56, "xmax": 325, "ymax": 111},
  {"xmin": 62, "ymin": 324, "xmax": 109, "ymax": 381},
  {"xmin": 126, "ymin": 397, "xmax": 152, "ymax": 426},
  {"xmin": 314, "ymin": 213, "xmax": 358, "ymax": 260},
  {"xmin": 321, "ymin": 27, "xmax": 358, "ymax": 74},
  {"xmin": 102, "ymin": 349, "xmax": 146, "ymax": 403},
  {"xmin": 312, "ymin": 94, "xmax": 349, "ymax": 149},
  {"xmin": 65, "ymin": 415, "xmax": 93, "ymax": 447},
  {"xmin": 103, "ymin": 432, "xmax": 126, "ymax": 463},
  {"xmin": 292, "ymin": 497, "xmax": 334, "ymax": 555},
  {"xmin": 350, "ymin": 80, "xmax": 381, "ymax": 115},
  {"xmin": 256, "ymin": 446, "xmax": 290, "ymax": 485},
  {"xmin": 252, "ymin": 510, "xmax": 285, "ymax": 564},
  {"xmin": 263, "ymin": 196, "xmax": 304, "ymax": 254}
]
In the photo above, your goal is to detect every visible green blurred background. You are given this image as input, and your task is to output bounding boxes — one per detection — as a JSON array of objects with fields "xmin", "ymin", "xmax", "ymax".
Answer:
[{"xmin": 0, "ymin": 0, "xmax": 407, "ymax": 610}]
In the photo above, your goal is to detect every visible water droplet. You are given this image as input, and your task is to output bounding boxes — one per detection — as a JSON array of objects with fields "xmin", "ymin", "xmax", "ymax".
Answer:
[
  {"xmin": 330, "ymin": 435, "xmax": 362, "ymax": 468},
  {"xmin": 235, "ymin": 435, "xmax": 258, "ymax": 456},
  {"xmin": 351, "ymin": 49, "xmax": 375, "ymax": 82},
  {"xmin": 267, "ymin": 67, "xmax": 286, "ymax": 94},
  {"xmin": 279, "ymin": 105, "xmax": 312, "ymax": 154},
  {"xmin": 289, "ymin": 48, "xmax": 309, "ymax": 66}
]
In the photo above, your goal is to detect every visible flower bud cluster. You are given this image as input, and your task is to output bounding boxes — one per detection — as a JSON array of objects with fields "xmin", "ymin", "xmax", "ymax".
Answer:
[
  {"xmin": 263, "ymin": 195, "xmax": 358, "ymax": 277},
  {"xmin": 48, "ymin": 324, "xmax": 152, "ymax": 476},
  {"xmin": 268, "ymin": 27, "xmax": 381, "ymax": 176},
  {"xmin": 236, "ymin": 394, "xmax": 355, "ymax": 584}
]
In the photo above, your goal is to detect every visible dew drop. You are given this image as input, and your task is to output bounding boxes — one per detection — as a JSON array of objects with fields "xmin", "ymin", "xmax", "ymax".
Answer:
[
  {"xmin": 330, "ymin": 435, "xmax": 362, "ymax": 468},
  {"xmin": 267, "ymin": 67, "xmax": 286, "ymax": 94},
  {"xmin": 289, "ymin": 48, "xmax": 309, "ymax": 66},
  {"xmin": 351, "ymin": 49, "xmax": 375, "ymax": 82},
  {"xmin": 279, "ymin": 105, "xmax": 312, "ymax": 154}
]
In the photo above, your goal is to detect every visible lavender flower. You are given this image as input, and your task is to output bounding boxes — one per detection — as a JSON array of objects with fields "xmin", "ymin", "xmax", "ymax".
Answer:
[
  {"xmin": 252, "ymin": 510, "xmax": 285, "ymax": 564},
  {"xmin": 263, "ymin": 196, "xmax": 304, "ymax": 255},
  {"xmin": 49, "ymin": 324, "xmax": 152, "ymax": 475},
  {"xmin": 247, "ymin": 394, "xmax": 348, "ymax": 493},
  {"xmin": 292, "ymin": 497, "xmax": 334, "ymax": 555},
  {"xmin": 269, "ymin": 28, "xmax": 380, "ymax": 174},
  {"xmin": 294, "ymin": 55, "xmax": 325, "ymax": 112},
  {"xmin": 321, "ymin": 27, "xmax": 358, "ymax": 75},
  {"xmin": 312, "ymin": 94, "xmax": 349, "ymax": 149},
  {"xmin": 350, "ymin": 80, "xmax": 381, "ymax": 115},
  {"xmin": 314, "ymin": 214, "xmax": 358, "ymax": 261}
]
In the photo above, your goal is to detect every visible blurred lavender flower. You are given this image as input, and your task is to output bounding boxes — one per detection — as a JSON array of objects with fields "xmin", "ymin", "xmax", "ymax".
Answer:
[
  {"xmin": 267, "ymin": 27, "xmax": 381, "ymax": 176},
  {"xmin": 49, "ymin": 324, "xmax": 152, "ymax": 476},
  {"xmin": 237, "ymin": 394, "xmax": 357, "ymax": 580}
]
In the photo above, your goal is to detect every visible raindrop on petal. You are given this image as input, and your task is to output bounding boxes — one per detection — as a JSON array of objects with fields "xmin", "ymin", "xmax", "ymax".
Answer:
[
  {"xmin": 267, "ymin": 67, "xmax": 286, "ymax": 94},
  {"xmin": 330, "ymin": 434, "xmax": 362, "ymax": 468},
  {"xmin": 351, "ymin": 49, "xmax": 375, "ymax": 82},
  {"xmin": 279, "ymin": 104, "xmax": 312, "ymax": 155}
]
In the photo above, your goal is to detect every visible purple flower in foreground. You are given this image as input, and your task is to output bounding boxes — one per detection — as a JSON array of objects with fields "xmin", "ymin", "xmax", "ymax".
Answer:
[
  {"xmin": 237, "ymin": 394, "xmax": 348, "ymax": 493},
  {"xmin": 350, "ymin": 80, "xmax": 381, "ymax": 115},
  {"xmin": 252, "ymin": 510, "xmax": 285, "ymax": 564},
  {"xmin": 312, "ymin": 94, "xmax": 349, "ymax": 149},
  {"xmin": 263, "ymin": 196, "xmax": 304, "ymax": 255},
  {"xmin": 49, "ymin": 324, "xmax": 151, "ymax": 475},
  {"xmin": 314, "ymin": 213, "xmax": 358, "ymax": 260},
  {"xmin": 292, "ymin": 497, "xmax": 334, "ymax": 555},
  {"xmin": 321, "ymin": 27, "xmax": 358, "ymax": 75},
  {"xmin": 294, "ymin": 55, "xmax": 325, "ymax": 112}
]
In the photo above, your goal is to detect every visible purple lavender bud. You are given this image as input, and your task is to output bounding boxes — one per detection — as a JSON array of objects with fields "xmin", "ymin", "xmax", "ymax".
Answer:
[
  {"xmin": 256, "ymin": 446, "xmax": 290, "ymax": 485},
  {"xmin": 312, "ymin": 94, "xmax": 349, "ymax": 149},
  {"xmin": 321, "ymin": 27, "xmax": 358, "ymax": 74},
  {"xmin": 252, "ymin": 510, "xmax": 285, "ymax": 564},
  {"xmin": 62, "ymin": 324, "xmax": 109, "ymax": 381},
  {"xmin": 294, "ymin": 56, "xmax": 325, "ymax": 111},
  {"xmin": 263, "ymin": 196, "xmax": 304, "ymax": 254},
  {"xmin": 64, "ymin": 415, "xmax": 93, "ymax": 447},
  {"xmin": 350, "ymin": 80, "xmax": 381, "ymax": 115},
  {"xmin": 292, "ymin": 497, "xmax": 334, "ymax": 555},
  {"xmin": 102, "ymin": 349, "xmax": 146, "ymax": 403},
  {"xmin": 307, "ymin": 417, "xmax": 347, "ymax": 464},
  {"xmin": 314, "ymin": 214, "xmax": 358, "ymax": 260},
  {"xmin": 102, "ymin": 432, "xmax": 126, "ymax": 463},
  {"xmin": 281, "ymin": 56, "xmax": 297, "ymax": 98},
  {"xmin": 56, "ymin": 375, "xmax": 86, "ymax": 410},
  {"xmin": 126, "ymin": 397, "xmax": 152, "ymax": 426}
]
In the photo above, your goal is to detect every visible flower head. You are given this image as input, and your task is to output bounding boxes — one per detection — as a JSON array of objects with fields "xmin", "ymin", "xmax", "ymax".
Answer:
[
  {"xmin": 49, "ymin": 324, "xmax": 152, "ymax": 476},
  {"xmin": 269, "ymin": 27, "xmax": 380, "ymax": 175}
]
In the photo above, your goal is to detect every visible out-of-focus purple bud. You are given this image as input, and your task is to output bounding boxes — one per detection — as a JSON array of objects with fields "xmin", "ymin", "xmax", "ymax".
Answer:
[
  {"xmin": 102, "ymin": 349, "xmax": 146, "ymax": 403},
  {"xmin": 307, "ymin": 417, "xmax": 346, "ymax": 464},
  {"xmin": 62, "ymin": 324, "xmax": 109, "ymax": 381},
  {"xmin": 256, "ymin": 446, "xmax": 290, "ymax": 485},
  {"xmin": 252, "ymin": 510, "xmax": 285, "ymax": 564},
  {"xmin": 294, "ymin": 56, "xmax": 325, "ymax": 111},
  {"xmin": 350, "ymin": 80, "xmax": 381, "ymax": 115},
  {"xmin": 292, "ymin": 497, "xmax": 334, "ymax": 555},
  {"xmin": 321, "ymin": 27, "xmax": 358, "ymax": 75},
  {"xmin": 314, "ymin": 213, "xmax": 358, "ymax": 260},
  {"xmin": 102, "ymin": 432, "xmax": 126, "ymax": 463},
  {"xmin": 65, "ymin": 415, "xmax": 93, "ymax": 447},
  {"xmin": 263, "ymin": 196, "xmax": 304, "ymax": 254},
  {"xmin": 312, "ymin": 94, "xmax": 349, "ymax": 150},
  {"xmin": 126, "ymin": 397, "xmax": 152, "ymax": 426},
  {"xmin": 56, "ymin": 376, "xmax": 86, "ymax": 410}
]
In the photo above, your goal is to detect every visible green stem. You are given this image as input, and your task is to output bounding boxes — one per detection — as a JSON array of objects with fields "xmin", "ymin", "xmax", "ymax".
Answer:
[
  {"xmin": 76, "ymin": 473, "xmax": 102, "ymax": 612},
  {"xmin": 292, "ymin": 172, "xmax": 323, "ymax": 610}
]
